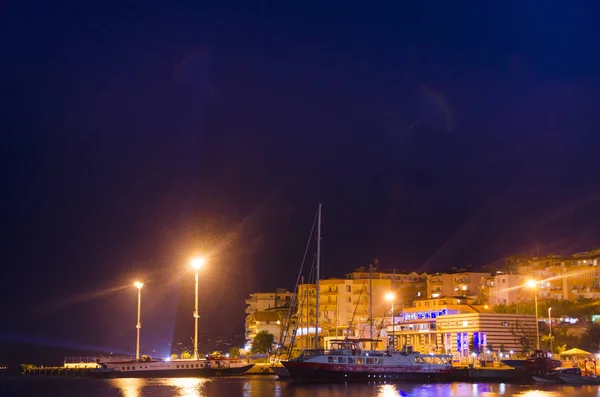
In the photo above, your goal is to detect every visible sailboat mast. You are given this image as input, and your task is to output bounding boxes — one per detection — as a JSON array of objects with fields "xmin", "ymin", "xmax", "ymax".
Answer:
[
  {"xmin": 315, "ymin": 203, "xmax": 322, "ymax": 350},
  {"xmin": 369, "ymin": 262, "xmax": 373, "ymax": 350}
]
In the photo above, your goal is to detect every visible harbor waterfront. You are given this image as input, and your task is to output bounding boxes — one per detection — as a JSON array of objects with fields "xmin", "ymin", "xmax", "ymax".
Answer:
[{"xmin": 2, "ymin": 376, "xmax": 600, "ymax": 397}]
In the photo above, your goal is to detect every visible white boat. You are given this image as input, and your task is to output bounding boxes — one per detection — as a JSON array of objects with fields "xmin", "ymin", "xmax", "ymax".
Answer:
[
  {"xmin": 282, "ymin": 340, "xmax": 452, "ymax": 381},
  {"xmin": 89, "ymin": 354, "xmax": 254, "ymax": 378}
]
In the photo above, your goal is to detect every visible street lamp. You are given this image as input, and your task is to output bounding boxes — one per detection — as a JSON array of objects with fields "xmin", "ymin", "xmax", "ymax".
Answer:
[
  {"xmin": 385, "ymin": 292, "xmax": 396, "ymax": 351},
  {"xmin": 548, "ymin": 307, "xmax": 553, "ymax": 354},
  {"xmin": 133, "ymin": 281, "xmax": 143, "ymax": 360},
  {"xmin": 526, "ymin": 279, "xmax": 540, "ymax": 350},
  {"xmin": 191, "ymin": 257, "xmax": 205, "ymax": 360}
]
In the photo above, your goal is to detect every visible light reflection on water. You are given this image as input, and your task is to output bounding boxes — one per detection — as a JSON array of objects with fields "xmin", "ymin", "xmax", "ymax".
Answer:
[
  {"xmin": 113, "ymin": 378, "xmax": 142, "ymax": 397},
  {"xmin": 5, "ymin": 376, "xmax": 600, "ymax": 397},
  {"xmin": 110, "ymin": 377, "xmax": 210, "ymax": 397},
  {"xmin": 104, "ymin": 378, "xmax": 600, "ymax": 397}
]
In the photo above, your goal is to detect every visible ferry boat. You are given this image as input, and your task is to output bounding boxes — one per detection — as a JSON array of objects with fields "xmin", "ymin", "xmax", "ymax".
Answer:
[
  {"xmin": 281, "ymin": 340, "xmax": 453, "ymax": 382},
  {"xmin": 87, "ymin": 353, "xmax": 254, "ymax": 378}
]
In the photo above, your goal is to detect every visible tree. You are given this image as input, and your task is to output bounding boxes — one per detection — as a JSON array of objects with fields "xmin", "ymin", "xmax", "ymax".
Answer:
[
  {"xmin": 468, "ymin": 338, "xmax": 480, "ymax": 355},
  {"xmin": 180, "ymin": 351, "xmax": 192, "ymax": 360},
  {"xmin": 580, "ymin": 323, "xmax": 600, "ymax": 352},
  {"xmin": 509, "ymin": 320, "xmax": 535, "ymax": 352},
  {"xmin": 541, "ymin": 335, "xmax": 555, "ymax": 352},
  {"xmin": 171, "ymin": 353, "xmax": 179, "ymax": 360},
  {"xmin": 252, "ymin": 331, "xmax": 275, "ymax": 354},
  {"xmin": 229, "ymin": 346, "xmax": 241, "ymax": 358}
]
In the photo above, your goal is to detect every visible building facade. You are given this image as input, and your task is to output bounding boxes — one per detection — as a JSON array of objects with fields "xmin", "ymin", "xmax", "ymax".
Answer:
[
  {"xmin": 296, "ymin": 276, "xmax": 393, "ymax": 349},
  {"xmin": 245, "ymin": 289, "xmax": 295, "ymax": 346},
  {"xmin": 388, "ymin": 298, "xmax": 537, "ymax": 360},
  {"xmin": 426, "ymin": 272, "xmax": 491, "ymax": 300}
]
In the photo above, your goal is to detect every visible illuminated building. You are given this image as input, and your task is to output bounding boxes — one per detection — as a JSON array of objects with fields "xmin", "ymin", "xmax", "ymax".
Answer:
[
  {"xmin": 245, "ymin": 289, "xmax": 294, "ymax": 346},
  {"xmin": 345, "ymin": 267, "xmax": 428, "ymax": 309},
  {"xmin": 503, "ymin": 249, "xmax": 600, "ymax": 302},
  {"xmin": 389, "ymin": 297, "xmax": 537, "ymax": 359},
  {"xmin": 296, "ymin": 277, "xmax": 392, "ymax": 350},
  {"xmin": 245, "ymin": 310, "xmax": 285, "ymax": 350},
  {"xmin": 426, "ymin": 272, "xmax": 491, "ymax": 300}
]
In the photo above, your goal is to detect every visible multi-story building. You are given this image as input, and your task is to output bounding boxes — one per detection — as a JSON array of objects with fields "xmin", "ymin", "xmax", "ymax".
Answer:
[
  {"xmin": 245, "ymin": 289, "xmax": 295, "ymax": 346},
  {"xmin": 487, "ymin": 273, "xmax": 528, "ymax": 306},
  {"xmin": 426, "ymin": 272, "xmax": 491, "ymax": 300},
  {"xmin": 245, "ymin": 310, "xmax": 285, "ymax": 350},
  {"xmin": 296, "ymin": 276, "xmax": 393, "ymax": 350},
  {"xmin": 388, "ymin": 297, "xmax": 537, "ymax": 359},
  {"xmin": 345, "ymin": 267, "xmax": 428, "ymax": 309},
  {"xmin": 504, "ymin": 249, "xmax": 600, "ymax": 302}
]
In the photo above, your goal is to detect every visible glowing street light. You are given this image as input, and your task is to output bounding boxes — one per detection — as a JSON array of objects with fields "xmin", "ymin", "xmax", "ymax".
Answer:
[
  {"xmin": 385, "ymin": 292, "xmax": 396, "ymax": 351},
  {"xmin": 191, "ymin": 257, "xmax": 206, "ymax": 360},
  {"xmin": 191, "ymin": 257, "xmax": 205, "ymax": 270},
  {"xmin": 526, "ymin": 279, "xmax": 540, "ymax": 350},
  {"xmin": 526, "ymin": 279, "xmax": 537, "ymax": 289},
  {"xmin": 548, "ymin": 307, "xmax": 553, "ymax": 354},
  {"xmin": 133, "ymin": 281, "xmax": 143, "ymax": 360}
]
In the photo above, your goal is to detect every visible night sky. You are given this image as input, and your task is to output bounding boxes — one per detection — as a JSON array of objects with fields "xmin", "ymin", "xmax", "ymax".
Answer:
[{"xmin": 1, "ymin": 2, "xmax": 600, "ymax": 364}]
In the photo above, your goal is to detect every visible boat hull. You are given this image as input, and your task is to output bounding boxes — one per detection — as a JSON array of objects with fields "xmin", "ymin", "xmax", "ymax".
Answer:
[
  {"xmin": 282, "ymin": 361, "xmax": 451, "ymax": 382},
  {"xmin": 90, "ymin": 364, "xmax": 255, "ymax": 379},
  {"xmin": 558, "ymin": 373, "xmax": 600, "ymax": 385},
  {"xmin": 272, "ymin": 365, "xmax": 291, "ymax": 378}
]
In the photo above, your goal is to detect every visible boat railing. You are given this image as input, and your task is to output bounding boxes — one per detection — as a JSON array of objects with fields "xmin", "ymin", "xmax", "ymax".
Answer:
[
  {"xmin": 64, "ymin": 356, "xmax": 136, "ymax": 364},
  {"xmin": 299, "ymin": 349, "xmax": 327, "ymax": 357}
]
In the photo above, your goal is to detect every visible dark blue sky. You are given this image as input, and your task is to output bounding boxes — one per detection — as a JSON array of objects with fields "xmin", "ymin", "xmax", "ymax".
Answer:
[{"xmin": 1, "ymin": 2, "xmax": 600, "ymax": 363}]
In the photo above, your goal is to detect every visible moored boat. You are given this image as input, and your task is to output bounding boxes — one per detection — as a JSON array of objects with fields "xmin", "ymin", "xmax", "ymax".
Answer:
[
  {"xmin": 271, "ymin": 363, "xmax": 291, "ymax": 378},
  {"xmin": 89, "ymin": 354, "xmax": 254, "ymax": 378},
  {"xmin": 282, "ymin": 340, "xmax": 452, "ymax": 382},
  {"xmin": 557, "ymin": 367, "xmax": 600, "ymax": 385},
  {"xmin": 532, "ymin": 367, "xmax": 600, "ymax": 385},
  {"xmin": 501, "ymin": 350, "xmax": 560, "ymax": 373}
]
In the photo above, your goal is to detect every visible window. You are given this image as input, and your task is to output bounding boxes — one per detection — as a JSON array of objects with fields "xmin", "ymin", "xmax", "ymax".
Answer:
[
  {"xmin": 357, "ymin": 358, "xmax": 363, "ymax": 364},
  {"xmin": 366, "ymin": 358, "xmax": 374, "ymax": 364},
  {"xmin": 502, "ymin": 321, "xmax": 510, "ymax": 327},
  {"xmin": 346, "ymin": 286, "xmax": 351, "ymax": 292},
  {"xmin": 337, "ymin": 357, "xmax": 345, "ymax": 363},
  {"xmin": 376, "ymin": 358, "xmax": 384, "ymax": 364},
  {"xmin": 328, "ymin": 357, "xmax": 335, "ymax": 363},
  {"xmin": 348, "ymin": 358, "xmax": 355, "ymax": 363}
]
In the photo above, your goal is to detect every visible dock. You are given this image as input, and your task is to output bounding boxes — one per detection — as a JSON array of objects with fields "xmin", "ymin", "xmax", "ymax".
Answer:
[{"xmin": 451, "ymin": 365, "xmax": 528, "ymax": 383}]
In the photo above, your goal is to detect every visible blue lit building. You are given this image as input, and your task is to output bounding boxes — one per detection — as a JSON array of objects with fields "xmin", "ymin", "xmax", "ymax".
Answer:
[{"xmin": 389, "ymin": 298, "xmax": 537, "ymax": 360}]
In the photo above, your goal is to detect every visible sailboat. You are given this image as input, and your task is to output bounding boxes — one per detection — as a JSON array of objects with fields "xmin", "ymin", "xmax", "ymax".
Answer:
[
  {"xmin": 271, "ymin": 206, "xmax": 321, "ymax": 378},
  {"xmin": 281, "ymin": 204, "xmax": 454, "ymax": 382}
]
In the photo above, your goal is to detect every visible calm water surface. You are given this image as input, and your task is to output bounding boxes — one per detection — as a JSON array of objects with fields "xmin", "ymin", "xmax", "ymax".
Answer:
[{"xmin": 1, "ymin": 376, "xmax": 599, "ymax": 397}]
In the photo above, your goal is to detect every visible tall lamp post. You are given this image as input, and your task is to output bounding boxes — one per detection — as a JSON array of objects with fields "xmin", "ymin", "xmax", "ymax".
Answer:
[
  {"xmin": 385, "ymin": 292, "xmax": 396, "ymax": 351},
  {"xmin": 191, "ymin": 257, "xmax": 205, "ymax": 360},
  {"xmin": 133, "ymin": 281, "xmax": 144, "ymax": 360},
  {"xmin": 526, "ymin": 279, "xmax": 540, "ymax": 350},
  {"xmin": 548, "ymin": 307, "xmax": 553, "ymax": 353}
]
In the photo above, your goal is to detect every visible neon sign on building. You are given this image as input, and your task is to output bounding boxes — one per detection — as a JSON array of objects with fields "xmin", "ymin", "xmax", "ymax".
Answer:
[{"xmin": 400, "ymin": 308, "xmax": 458, "ymax": 322}]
